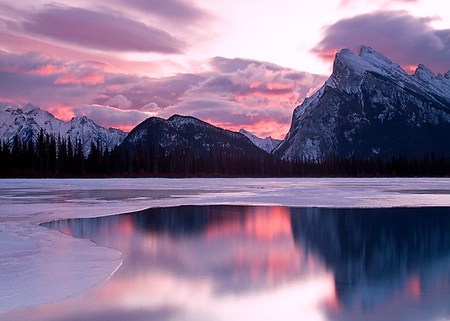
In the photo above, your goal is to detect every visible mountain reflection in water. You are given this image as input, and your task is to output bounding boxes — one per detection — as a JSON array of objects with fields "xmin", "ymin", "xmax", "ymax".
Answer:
[{"xmin": 39, "ymin": 206, "xmax": 450, "ymax": 321}]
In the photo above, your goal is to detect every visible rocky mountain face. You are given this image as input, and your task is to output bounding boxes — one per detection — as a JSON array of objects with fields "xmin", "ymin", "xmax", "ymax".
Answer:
[
  {"xmin": 120, "ymin": 114, "xmax": 269, "ymax": 159},
  {"xmin": 0, "ymin": 104, "xmax": 127, "ymax": 155},
  {"xmin": 238, "ymin": 129, "xmax": 281, "ymax": 153},
  {"xmin": 274, "ymin": 46, "xmax": 450, "ymax": 160}
]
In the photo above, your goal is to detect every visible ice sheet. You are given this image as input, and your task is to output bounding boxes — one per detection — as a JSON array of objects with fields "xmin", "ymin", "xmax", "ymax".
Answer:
[{"xmin": 1, "ymin": 178, "xmax": 450, "ymax": 311}]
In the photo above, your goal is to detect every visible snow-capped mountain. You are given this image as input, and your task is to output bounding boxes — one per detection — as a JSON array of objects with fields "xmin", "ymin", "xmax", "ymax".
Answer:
[
  {"xmin": 274, "ymin": 46, "xmax": 450, "ymax": 160},
  {"xmin": 0, "ymin": 104, "xmax": 127, "ymax": 155},
  {"xmin": 238, "ymin": 129, "xmax": 281, "ymax": 153},
  {"xmin": 120, "ymin": 114, "xmax": 270, "ymax": 158}
]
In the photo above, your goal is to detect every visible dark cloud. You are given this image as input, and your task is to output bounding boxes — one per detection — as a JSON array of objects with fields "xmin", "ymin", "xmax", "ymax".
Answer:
[
  {"xmin": 313, "ymin": 11, "xmax": 450, "ymax": 73},
  {"xmin": 21, "ymin": 4, "xmax": 185, "ymax": 54},
  {"xmin": 114, "ymin": 0, "xmax": 209, "ymax": 24}
]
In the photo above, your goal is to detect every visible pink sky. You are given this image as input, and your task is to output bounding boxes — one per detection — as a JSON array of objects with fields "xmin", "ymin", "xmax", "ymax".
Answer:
[{"xmin": 1, "ymin": 0, "xmax": 449, "ymax": 138}]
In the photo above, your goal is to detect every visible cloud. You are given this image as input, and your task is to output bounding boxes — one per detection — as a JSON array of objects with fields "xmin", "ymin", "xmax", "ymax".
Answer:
[
  {"xmin": 161, "ymin": 58, "xmax": 326, "ymax": 138},
  {"xmin": 0, "ymin": 51, "xmax": 325, "ymax": 139},
  {"xmin": 313, "ymin": 11, "xmax": 450, "ymax": 74},
  {"xmin": 210, "ymin": 57, "xmax": 283, "ymax": 73},
  {"xmin": 340, "ymin": 0, "xmax": 417, "ymax": 6},
  {"xmin": 142, "ymin": 102, "xmax": 158, "ymax": 111},
  {"xmin": 54, "ymin": 71, "xmax": 104, "ymax": 86},
  {"xmin": 73, "ymin": 104, "xmax": 151, "ymax": 131},
  {"xmin": 31, "ymin": 64, "xmax": 67, "ymax": 76},
  {"xmin": 114, "ymin": 0, "xmax": 209, "ymax": 24},
  {"xmin": 94, "ymin": 73, "xmax": 206, "ymax": 110},
  {"xmin": 105, "ymin": 95, "xmax": 133, "ymax": 109},
  {"xmin": 20, "ymin": 4, "xmax": 185, "ymax": 54}
]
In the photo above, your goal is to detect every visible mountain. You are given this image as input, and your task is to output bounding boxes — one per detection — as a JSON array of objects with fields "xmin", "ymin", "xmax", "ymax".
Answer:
[
  {"xmin": 119, "ymin": 114, "xmax": 273, "ymax": 174},
  {"xmin": 121, "ymin": 114, "xmax": 269, "ymax": 157},
  {"xmin": 0, "ymin": 104, "xmax": 127, "ymax": 155},
  {"xmin": 238, "ymin": 129, "xmax": 281, "ymax": 153},
  {"xmin": 274, "ymin": 46, "xmax": 450, "ymax": 160}
]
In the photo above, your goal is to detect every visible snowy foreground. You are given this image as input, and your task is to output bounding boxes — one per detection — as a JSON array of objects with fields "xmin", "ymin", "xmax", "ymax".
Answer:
[{"xmin": 1, "ymin": 177, "xmax": 449, "ymax": 312}]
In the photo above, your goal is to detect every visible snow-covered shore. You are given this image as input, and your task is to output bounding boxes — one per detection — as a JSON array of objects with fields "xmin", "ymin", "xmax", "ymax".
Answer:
[{"xmin": 1, "ymin": 177, "xmax": 449, "ymax": 311}]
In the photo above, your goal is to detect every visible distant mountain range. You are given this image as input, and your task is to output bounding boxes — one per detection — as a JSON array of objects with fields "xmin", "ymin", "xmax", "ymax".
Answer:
[
  {"xmin": 2, "ymin": 46, "xmax": 450, "ymax": 164},
  {"xmin": 0, "ymin": 105, "xmax": 276, "ymax": 157},
  {"xmin": 0, "ymin": 104, "xmax": 127, "ymax": 155},
  {"xmin": 238, "ymin": 129, "xmax": 281, "ymax": 153}
]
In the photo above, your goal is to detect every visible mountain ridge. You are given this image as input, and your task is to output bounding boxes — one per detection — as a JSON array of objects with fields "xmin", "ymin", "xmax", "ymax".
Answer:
[
  {"xmin": 275, "ymin": 46, "xmax": 450, "ymax": 160},
  {"xmin": 238, "ymin": 129, "xmax": 282, "ymax": 153},
  {"xmin": 0, "ymin": 104, "xmax": 127, "ymax": 155},
  {"xmin": 120, "ymin": 114, "xmax": 269, "ymax": 157}
]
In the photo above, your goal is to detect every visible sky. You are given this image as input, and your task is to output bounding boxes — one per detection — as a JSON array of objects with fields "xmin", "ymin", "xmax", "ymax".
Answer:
[{"xmin": 1, "ymin": 0, "xmax": 450, "ymax": 138}]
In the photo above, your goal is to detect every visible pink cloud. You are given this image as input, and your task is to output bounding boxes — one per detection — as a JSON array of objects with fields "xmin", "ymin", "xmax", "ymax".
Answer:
[
  {"xmin": 0, "ymin": 51, "xmax": 325, "ymax": 139},
  {"xmin": 54, "ymin": 71, "xmax": 104, "ymax": 86},
  {"xmin": 31, "ymin": 64, "xmax": 67, "ymax": 76},
  {"xmin": 160, "ymin": 59, "xmax": 326, "ymax": 138}
]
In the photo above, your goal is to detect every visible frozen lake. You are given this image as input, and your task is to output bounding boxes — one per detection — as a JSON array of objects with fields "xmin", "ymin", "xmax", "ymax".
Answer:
[{"xmin": 1, "ymin": 178, "xmax": 450, "ymax": 320}]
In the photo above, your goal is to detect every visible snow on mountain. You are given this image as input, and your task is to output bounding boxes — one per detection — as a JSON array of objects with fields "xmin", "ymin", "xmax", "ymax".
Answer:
[
  {"xmin": 238, "ymin": 129, "xmax": 281, "ymax": 153},
  {"xmin": 275, "ymin": 46, "xmax": 450, "ymax": 160},
  {"xmin": 0, "ymin": 104, "xmax": 127, "ymax": 155}
]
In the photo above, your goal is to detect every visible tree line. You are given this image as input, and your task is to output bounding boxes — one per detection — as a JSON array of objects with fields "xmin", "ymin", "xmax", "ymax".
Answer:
[{"xmin": 1, "ymin": 131, "xmax": 449, "ymax": 177}]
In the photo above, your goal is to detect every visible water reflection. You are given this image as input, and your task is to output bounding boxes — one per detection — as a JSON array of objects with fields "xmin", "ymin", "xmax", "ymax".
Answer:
[{"xmin": 31, "ymin": 206, "xmax": 450, "ymax": 320}]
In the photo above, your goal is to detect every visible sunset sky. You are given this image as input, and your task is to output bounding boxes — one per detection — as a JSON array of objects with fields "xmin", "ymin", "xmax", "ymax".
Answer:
[{"xmin": 1, "ymin": 0, "xmax": 449, "ymax": 138}]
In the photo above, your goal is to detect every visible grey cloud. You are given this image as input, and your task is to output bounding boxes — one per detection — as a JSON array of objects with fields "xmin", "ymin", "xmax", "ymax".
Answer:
[
  {"xmin": 21, "ymin": 4, "xmax": 186, "ymax": 54},
  {"xmin": 314, "ymin": 11, "xmax": 450, "ymax": 73},
  {"xmin": 114, "ymin": 0, "xmax": 209, "ymax": 24},
  {"xmin": 96, "ymin": 73, "xmax": 206, "ymax": 110}
]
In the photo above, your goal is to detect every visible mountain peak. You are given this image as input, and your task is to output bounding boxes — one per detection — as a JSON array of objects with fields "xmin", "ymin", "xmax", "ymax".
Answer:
[
  {"xmin": 168, "ymin": 114, "xmax": 197, "ymax": 122},
  {"xmin": 359, "ymin": 46, "xmax": 389, "ymax": 63},
  {"xmin": 71, "ymin": 115, "xmax": 93, "ymax": 124},
  {"xmin": 239, "ymin": 129, "xmax": 282, "ymax": 153},
  {"xmin": 333, "ymin": 48, "xmax": 372, "ymax": 74},
  {"xmin": 167, "ymin": 114, "xmax": 212, "ymax": 129},
  {"xmin": 0, "ymin": 105, "xmax": 127, "ymax": 154},
  {"xmin": 121, "ymin": 114, "xmax": 269, "ymax": 160},
  {"xmin": 276, "ymin": 46, "xmax": 450, "ymax": 160},
  {"xmin": 414, "ymin": 64, "xmax": 436, "ymax": 81},
  {"xmin": 333, "ymin": 46, "xmax": 407, "ymax": 78},
  {"xmin": 22, "ymin": 103, "xmax": 40, "ymax": 113}
]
